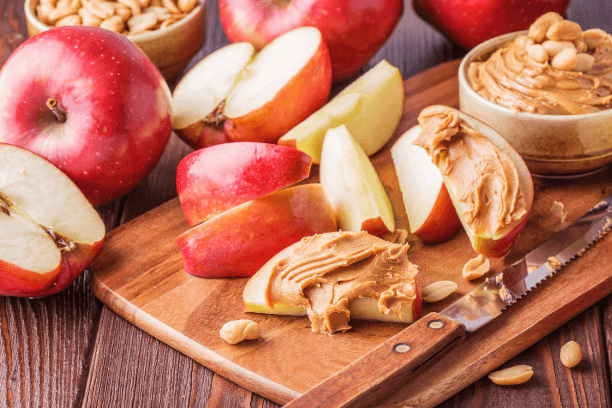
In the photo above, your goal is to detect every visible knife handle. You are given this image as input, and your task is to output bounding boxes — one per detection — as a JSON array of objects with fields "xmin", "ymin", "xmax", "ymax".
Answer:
[{"xmin": 283, "ymin": 312, "xmax": 465, "ymax": 408}]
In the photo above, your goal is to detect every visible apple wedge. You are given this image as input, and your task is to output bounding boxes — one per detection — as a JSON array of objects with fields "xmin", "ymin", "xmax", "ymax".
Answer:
[
  {"xmin": 0, "ymin": 143, "xmax": 106, "ymax": 297},
  {"xmin": 172, "ymin": 27, "xmax": 331, "ymax": 149},
  {"xmin": 278, "ymin": 59, "xmax": 404, "ymax": 163},
  {"xmin": 413, "ymin": 106, "xmax": 534, "ymax": 258},
  {"xmin": 177, "ymin": 142, "xmax": 312, "ymax": 226},
  {"xmin": 391, "ymin": 125, "xmax": 461, "ymax": 244},
  {"xmin": 320, "ymin": 125, "xmax": 394, "ymax": 237},
  {"xmin": 175, "ymin": 184, "xmax": 337, "ymax": 278},
  {"xmin": 243, "ymin": 231, "xmax": 422, "ymax": 332}
]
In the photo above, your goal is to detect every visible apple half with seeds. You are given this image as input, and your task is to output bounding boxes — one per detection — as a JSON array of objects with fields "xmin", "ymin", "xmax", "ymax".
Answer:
[
  {"xmin": 0, "ymin": 143, "xmax": 105, "ymax": 297},
  {"xmin": 413, "ymin": 106, "xmax": 534, "ymax": 258}
]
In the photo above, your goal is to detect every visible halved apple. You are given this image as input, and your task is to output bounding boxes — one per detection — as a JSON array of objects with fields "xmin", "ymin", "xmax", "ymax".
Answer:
[
  {"xmin": 278, "ymin": 60, "xmax": 404, "ymax": 163},
  {"xmin": 391, "ymin": 125, "xmax": 461, "ymax": 244},
  {"xmin": 243, "ymin": 231, "xmax": 421, "ymax": 329},
  {"xmin": 175, "ymin": 184, "xmax": 337, "ymax": 278},
  {"xmin": 320, "ymin": 125, "xmax": 394, "ymax": 237},
  {"xmin": 172, "ymin": 27, "xmax": 332, "ymax": 149},
  {"xmin": 413, "ymin": 106, "xmax": 534, "ymax": 258},
  {"xmin": 0, "ymin": 143, "xmax": 106, "ymax": 297},
  {"xmin": 177, "ymin": 142, "xmax": 312, "ymax": 226}
]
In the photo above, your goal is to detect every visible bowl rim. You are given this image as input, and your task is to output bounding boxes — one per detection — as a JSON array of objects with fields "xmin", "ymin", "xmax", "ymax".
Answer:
[
  {"xmin": 458, "ymin": 30, "xmax": 612, "ymax": 121},
  {"xmin": 24, "ymin": 0, "xmax": 207, "ymax": 42}
]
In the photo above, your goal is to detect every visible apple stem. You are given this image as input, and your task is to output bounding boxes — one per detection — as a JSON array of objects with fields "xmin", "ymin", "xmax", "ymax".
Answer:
[{"xmin": 46, "ymin": 98, "xmax": 66, "ymax": 123}]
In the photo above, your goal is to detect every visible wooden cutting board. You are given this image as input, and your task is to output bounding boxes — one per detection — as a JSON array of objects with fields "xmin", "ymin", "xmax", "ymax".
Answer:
[{"xmin": 89, "ymin": 59, "xmax": 612, "ymax": 408}]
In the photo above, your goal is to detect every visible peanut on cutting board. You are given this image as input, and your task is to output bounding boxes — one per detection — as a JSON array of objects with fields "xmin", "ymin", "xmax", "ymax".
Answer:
[
  {"xmin": 560, "ymin": 341, "xmax": 583, "ymax": 368},
  {"xmin": 488, "ymin": 365, "xmax": 534, "ymax": 385},
  {"xmin": 462, "ymin": 254, "xmax": 490, "ymax": 280},
  {"xmin": 35, "ymin": 0, "xmax": 198, "ymax": 35},
  {"xmin": 220, "ymin": 319, "xmax": 261, "ymax": 345},
  {"xmin": 422, "ymin": 281, "xmax": 457, "ymax": 303}
]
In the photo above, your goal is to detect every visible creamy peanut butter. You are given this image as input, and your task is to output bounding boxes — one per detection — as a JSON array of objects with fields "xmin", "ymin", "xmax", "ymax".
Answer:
[
  {"xmin": 263, "ymin": 231, "xmax": 419, "ymax": 335},
  {"xmin": 413, "ymin": 107, "xmax": 527, "ymax": 235},
  {"xmin": 468, "ymin": 13, "xmax": 612, "ymax": 114}
]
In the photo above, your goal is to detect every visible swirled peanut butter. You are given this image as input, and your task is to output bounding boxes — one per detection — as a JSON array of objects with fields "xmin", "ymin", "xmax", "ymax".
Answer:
[
  {"xmin": 413, "ymin": 106, "xmax": 527, "ymax": 235},
  {"xmin": 468, "ymin": 12, "xmax": 612, "ymax": 114},
  {"xmin": 263, "ymin": 231, "xmax": 419, "ymax": 335}
]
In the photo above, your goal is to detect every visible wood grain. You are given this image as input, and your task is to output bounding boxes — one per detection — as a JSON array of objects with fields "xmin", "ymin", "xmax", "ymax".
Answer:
[{"xmin": 88, "ymin": 59, "xmax": 612, "ymax": 407}]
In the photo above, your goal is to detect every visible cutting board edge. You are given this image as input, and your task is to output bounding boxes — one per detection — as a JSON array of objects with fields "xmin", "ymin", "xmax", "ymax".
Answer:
[{"xmin": 86, "ymin": 270, "xmax": 301, "ymax": 405}]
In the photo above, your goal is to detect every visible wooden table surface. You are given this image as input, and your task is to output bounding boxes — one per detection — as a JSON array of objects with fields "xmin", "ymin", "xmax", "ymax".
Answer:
[{"xmin": 2, "ymin": 0, "xmax": 612, "ymax": 407}]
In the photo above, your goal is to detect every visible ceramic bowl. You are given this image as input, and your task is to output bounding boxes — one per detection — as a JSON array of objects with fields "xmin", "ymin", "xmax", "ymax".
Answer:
[
  {"xmin": 24, "ymin": 0, "xmax": 207, "ymax": 80},
  {"xmin": 459, "ymin": 31, "xmax": 612, "ymax": 177}
]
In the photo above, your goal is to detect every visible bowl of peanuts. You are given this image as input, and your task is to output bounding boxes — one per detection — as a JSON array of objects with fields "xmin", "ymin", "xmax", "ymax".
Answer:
[
  {"xmin": 458, "ymin": 12, "xmax": 612, "ymax": 177},
  {"xmin": 25, "ymin": 0, "xmax": 206, "ymax": 80}
]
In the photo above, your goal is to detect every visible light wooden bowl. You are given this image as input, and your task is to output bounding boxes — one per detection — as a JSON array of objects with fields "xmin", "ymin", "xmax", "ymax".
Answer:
[
  {"xmin": 459, "ymin": 31, "xmax": 612, "ymax": 177},
  {"xmin": 24, "ymin": 0, "xmax": 207, "ymax": 80}
]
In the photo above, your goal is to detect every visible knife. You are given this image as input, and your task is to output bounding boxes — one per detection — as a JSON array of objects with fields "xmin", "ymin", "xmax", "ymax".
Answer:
[{"xmin": 284, "ymin": 193, "xmax": 612, "ymax": 408}]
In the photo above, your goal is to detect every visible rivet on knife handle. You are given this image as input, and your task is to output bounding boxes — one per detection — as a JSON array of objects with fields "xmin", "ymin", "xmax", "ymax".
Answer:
[{"xmin": 283, "ymin": 312, "xmax": 466, "ymax": 408}]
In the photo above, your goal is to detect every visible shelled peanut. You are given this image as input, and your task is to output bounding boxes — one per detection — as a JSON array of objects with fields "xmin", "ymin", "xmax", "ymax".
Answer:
[{"xmin": 35, "ymin": 0, "xmax": 198, "ymax": 36}]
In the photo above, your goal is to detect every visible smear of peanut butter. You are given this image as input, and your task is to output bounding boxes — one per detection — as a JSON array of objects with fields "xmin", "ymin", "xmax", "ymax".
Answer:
[
  {"xmin": 264, "ymin": 231, "xmax": 418, "ymax": 335},
  {"xmin": 413, "ymin": 107, "xmax": 527, "ymax": 236}
]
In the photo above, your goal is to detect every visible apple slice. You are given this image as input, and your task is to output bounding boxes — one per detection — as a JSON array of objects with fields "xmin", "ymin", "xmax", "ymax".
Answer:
[
  {"xmin": 175, "ymin": 184, "xmax": 337, "ymax": 278},
  {"xmin": 320, "ymin": 125, "xmax": 394, "ymax": 237},
  {"xmin": 413, "ymin": 106, "xmax": 534, "ymax": 258},
  {"xmin": 172, "ymin": 27, "xmax": 331, "ymax": 149},
  {"xmin": 391, "ymin": 125, "xmax": 462, "ymax": 244},
  {"xmin": 278, "ymin": 59, "xmax": 404, "ymax": 163},
  {"xmin": 177, "ymin": 142, "xmax": 312, "ymax": 226},
  {"xmin": 243, "ymin": 231, "xmax": 422, "ymax": 330},
  {"xmin": 0, "ymin": 143, "xmax": 106, "ymax": 297}
]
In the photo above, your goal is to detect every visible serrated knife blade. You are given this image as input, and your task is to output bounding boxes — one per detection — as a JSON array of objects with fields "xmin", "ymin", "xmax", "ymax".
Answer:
[{"xmin": 285, "ymin": 194, "xmax": 612, "ymax": 408}]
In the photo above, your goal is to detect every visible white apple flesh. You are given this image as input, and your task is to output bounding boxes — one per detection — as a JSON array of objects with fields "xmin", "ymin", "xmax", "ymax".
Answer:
[
  {"xmin": 0, "ymin": 143, "xmax": 106, "ymax": 297},
  {"xmin": 0, "ymin": 26, "xmax": 173, "ymax": 206},
  {"xmin": 391, "ymin": 125, "xmax": 461, "ymax": 244},
  {"xmin": 172, "ymin": 26, "xmax": 332, "ymax": 149},
  {"xmin": 278, "ymin": 60, "xmax": 404, "ymax": 163},
  {"xmin": 320, "ymin": 125, "xmax": 394, "ymax": 237}
]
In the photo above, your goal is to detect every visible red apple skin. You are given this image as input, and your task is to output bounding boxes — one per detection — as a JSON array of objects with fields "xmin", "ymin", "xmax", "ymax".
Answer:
[
  {"xmin": 475, "ymin": 210, "xmax": 531, "ymax": 259},
  {"xmin": 176, "ymin": 184, "xmax": 337, "ymax": 278},
  {"xmin": 412, "ymin": 0, "xmax": 569, "ymax": 49},
  {"xmin": 218, "ymin": 0, "xmax": 403, "ymax": 83},
  {"xmin": 0, "ymin": 26, "xmax": 172, "ymax": 206},
  {"xmin": 361, "ymin": 217, "xmax": 392, "ymax": 238},
  {"xmin": 413, "ymin": 184, "xmax": 462, "ymax": 244},
  {"xmin": 177, "ymin": 142, "xmax": 312, "ymax": 226}
]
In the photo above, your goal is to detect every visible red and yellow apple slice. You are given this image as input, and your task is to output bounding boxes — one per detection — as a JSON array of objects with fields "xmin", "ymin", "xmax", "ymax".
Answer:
[
  {"xmin": 414, "ymin": 106, "xmax": 534, "ymax": 258},
  {"xmin": 172, "ymin": 27, "xmax": 332, "ymax": 149},
  {"xmin": 320, "ymin": 125, "xmax": 394, "ymax": 237},
  {"xmin": 391, "ymin": 125, "xmax": 461, "ymax": 244},
  {"xmin": 278, "ymin": 60, "xmax": 404, "ymax": 163},
  {"xmin": 243, "ymin": 231, "xmax": 421, "ymax": 325},
  {"xmin": 175, "ymin": 184, "xmax": 337, "ymax": 278},
  {"xmin": 176, "ymin": 142, "xmax": 312, "ymax": 226},
  {"xmin": 0, "ymin": 143, "xmax": 105, "ymax": 297}
]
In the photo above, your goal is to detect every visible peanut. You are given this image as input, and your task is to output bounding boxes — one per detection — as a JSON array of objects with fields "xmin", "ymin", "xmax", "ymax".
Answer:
[
  {"xmin": 100, "ymin": 15, "xmax": 124, "ymax": 32},
  {"xmin": 547, "ymin": 20, "xmax": 582, "ymax": 42},
  {"xmin": 542, "ymin": 40, "xmax": 576, "ymax": 58},
  {"xmin": 560, "ymin": 341, "xmax": 582, "ymax": 367},
  {"xmin": 573, "ymin": 38, "xmax": 587, "ymax": 53},
  {"xmin": 177, "ymin": 0, "xmax": 197, "ymax": 13},
  {"xmin": 526, "ymin": 44, "xmax": 548, "ymax": 63},
  {"xmin": 78, "ymin": 8, "xmax": 102, "ymax": 26},
  {"xmin": 574, "ymin": 53, "xmax": 596, "ymax": 72},
  {"xmin": 528, "ymin": 12, "xmax": 563, "ymax": 43},
  {"xmin": 220, "ymin": 319, "xmax": 261, "ymax": 344},
  {"xmin": 488, "ymin": 365, "xmax": 534, "ymax": 385},
  {"xmin": 422, "ymin": 281, "xmax": 457, "ymax": 303},
  {"xmin": 551, "ymin": 47, "xmax": 578, "ymax": 71},
  {"xmin": 582, "ymin": 28, "xmax": 609, "ymax": 50},
  {"xmin": 462, "ymin": 254, "xmax": 490, "ymax": 280},
  {"xmin": 55, "ymin": 14, "xmax": 81, "ymax": 26}
]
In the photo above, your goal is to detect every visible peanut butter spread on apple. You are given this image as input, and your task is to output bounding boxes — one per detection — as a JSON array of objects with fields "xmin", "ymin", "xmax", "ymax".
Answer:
[
  {"xmin": 264, "ymin": 231, "xmax": 418, "ymax": 335},
  {"xmin": 413, "ymin": 107, "xmax": 527, "ymax": 235},
  {"xmin": 468, "ymin": 12, "xmax": 612, "ymax": 114}
]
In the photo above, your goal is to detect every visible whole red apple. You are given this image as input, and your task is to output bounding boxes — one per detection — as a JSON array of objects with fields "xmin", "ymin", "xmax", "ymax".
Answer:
[
  {"xmin": 412, "ymin": 0, "xmax": 570, "ymax": 49},
  {"xmin": 218, "ymin": 0, "xmax": 403, "ymax": 83},
  {"xmin": 0, "ymin": 26, "xmax": 172, "ymax": 206}
]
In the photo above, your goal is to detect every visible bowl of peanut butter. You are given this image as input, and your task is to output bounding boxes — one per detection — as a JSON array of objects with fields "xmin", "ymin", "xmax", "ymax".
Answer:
[{"xmin": 458, "ymin": 12, "xmax": 612, "ymax": 176}]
